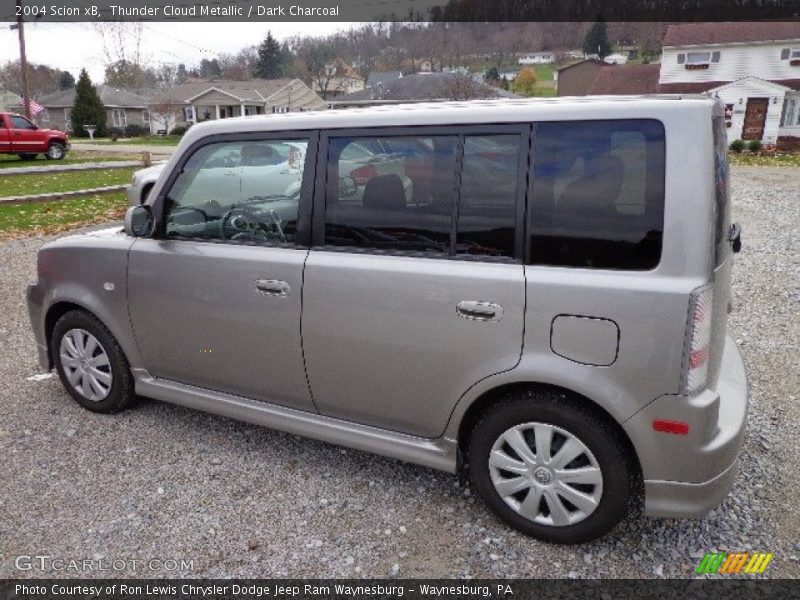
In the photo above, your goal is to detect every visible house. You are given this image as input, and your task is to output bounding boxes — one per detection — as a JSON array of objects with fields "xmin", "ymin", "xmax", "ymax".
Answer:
[
  {"xmin": 314, "ymin": 60, "xmax": 365, "ymax": 99},
  {"xmin": 603, "ymin": 53, "xmax": 629, "ymax": 65},
  {"xmin": 37, "ymin": 85, "xmax": 151, "ymax": 132},
  {"xmin": 365, "ymin": 71, "xmax": 402, "ymax": 88},
  {"xmin": 555, "ymin": 59, "xmax": 606, "ymax": 96},
  {"xmin": 0, "ymin": 89, "xmax": 21, "ymax": 112},
  {"xmin": 519, "ymin": 52, "xmax": 555, "ymax": 65},
  {"xmin": 328, "ymin": 73, "xmax": 516, "ymax": 108},
  {"xmin": 147, "ymin": 79, "xmax": 325, "ymax": 134},
  {"xmin": 587, "ymin": 64, "xmax": 661, "ymax": 95},
  {"xmin": 659, "ymin": 22, "xmax": 800, "ymax": 146}
]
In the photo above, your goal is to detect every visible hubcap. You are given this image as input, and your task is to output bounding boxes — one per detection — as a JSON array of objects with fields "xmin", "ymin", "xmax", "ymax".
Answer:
[
  {"xmin": 488, "ymin": 422, "xmax": 603, "ymax": 527},
  {"xmin": 50, "ymin": 146, "xmax": 63, "ymax": 159},
  {"xmin": 59, "ymin": 329, "xmax": 113, "ymax": 402}
]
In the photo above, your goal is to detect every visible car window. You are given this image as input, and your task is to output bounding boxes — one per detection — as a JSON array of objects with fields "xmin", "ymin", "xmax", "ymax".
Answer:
[
  {"xmin": 528, "ymin": 119, "xmax": 665, "ymax": 270},
  {"xmin": 457, "ymin": 134, "xmax": 521, "ymax": 258},
  {"xmin": 163, "ymin": 139, "xmax": 309, "ymax": 245},
  {"xmin": 10, "ymin": 116, "xmax": 36, "ymax": 130},
  {"xmin": 324, "ymin": 135, "xmax": 458, "ymax": 254}
]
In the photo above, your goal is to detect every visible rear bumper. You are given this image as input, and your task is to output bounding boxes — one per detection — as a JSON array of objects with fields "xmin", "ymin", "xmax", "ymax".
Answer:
[{"xmin": 624, "ymin": 335, "xmax": 748, "ymax": 518}]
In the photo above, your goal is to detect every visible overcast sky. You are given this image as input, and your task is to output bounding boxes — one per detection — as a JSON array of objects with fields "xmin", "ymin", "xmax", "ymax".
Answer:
[{"xmin": 0, "ymin": 22, "xmax": 359, "ymax": 82}]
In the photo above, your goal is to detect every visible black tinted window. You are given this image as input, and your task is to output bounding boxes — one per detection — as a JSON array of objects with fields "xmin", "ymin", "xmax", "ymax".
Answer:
[
  {"xmin": 324, "ymin": 135, "xmax": 458, "ymax": 254},
  {"xmin": 528, "ymin": 120, "xmax": 665, "ymax": 270},
  {"xmin": 10, "ymin": 116, "xmax": 35, "ymax": 130},
  {"xmin": 457, "ymin": 135, "xmax": 521, "ymax": 258}
]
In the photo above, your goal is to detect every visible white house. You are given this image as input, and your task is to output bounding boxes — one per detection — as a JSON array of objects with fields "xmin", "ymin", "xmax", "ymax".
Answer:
[
  {"xmin": 659, "ymin": 22, "xmax": 800, "ymax": 147},
  {"xmin": 519, "ymin": 52, "xmax": 555, "ymax": 65}
]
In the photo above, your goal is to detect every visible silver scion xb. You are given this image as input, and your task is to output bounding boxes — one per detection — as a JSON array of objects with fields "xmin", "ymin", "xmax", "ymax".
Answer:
[{"xmin": 28, "ymin": 97, "xmax": 748, "ymax": 543}]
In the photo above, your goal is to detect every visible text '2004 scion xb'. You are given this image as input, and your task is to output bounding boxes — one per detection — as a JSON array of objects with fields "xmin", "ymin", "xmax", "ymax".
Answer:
[{"xmin": 28, "ymin": 96, "xmax": 747, "ymax": 543}]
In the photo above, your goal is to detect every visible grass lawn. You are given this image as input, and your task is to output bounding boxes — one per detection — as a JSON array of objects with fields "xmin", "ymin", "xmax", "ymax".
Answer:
[
  {"xmin": 0, "ymin": 167, "xmax": 135, "ymax": 198},
  {"xmin": 729, "ymin": 153, "xmax": 800, "ymax": 167},
  {"xmin": 0, "ymin": 153, "xmax": 131, "ymax": 169},
  {"xmin": 71, "ymin": 135, "xmax": 182, "ymax": 146},
  {"xmin": 0, "ymin": 192, "xmax": 127, "ymax": 241}
]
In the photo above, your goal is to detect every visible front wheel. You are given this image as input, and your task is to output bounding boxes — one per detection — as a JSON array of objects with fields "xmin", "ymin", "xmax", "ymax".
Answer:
[
  {"xmin": 51, "ymin": 310, "xmax": 136, "ymax": 413},
  {"xmin": 45, "ymin": 141, "xmax": 66, "ymax": 160},
  {"xmin": 468, "ymin": 389, "xmax": 632, "ymax": 543}
]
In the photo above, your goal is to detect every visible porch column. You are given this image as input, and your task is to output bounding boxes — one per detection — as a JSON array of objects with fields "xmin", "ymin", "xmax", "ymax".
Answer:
[
  {"xmin": 191, "ymin": 105, "xmax": 197, "ymax": 123},
  {"xmin": 215, "ymin": 105, "xmax": 220, "ymax": 120},
  {"xmin": 241, "ymin": 103, "xmax": 245, "ymax": 116}
]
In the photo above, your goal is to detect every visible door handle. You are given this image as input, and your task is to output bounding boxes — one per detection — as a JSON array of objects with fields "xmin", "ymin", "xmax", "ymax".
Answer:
[
  {"xmin": 255, "ymin": 279, "xmax": 290, "ymax": 297},
  {"xmin": 457, "ymin": 301, "xmax": 503, "ymax": 322}
]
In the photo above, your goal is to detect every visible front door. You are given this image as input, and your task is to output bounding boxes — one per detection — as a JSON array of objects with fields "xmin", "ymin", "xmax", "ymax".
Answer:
[
  {"xmin": 8, "ymin": 114, "xmax": 42, "ymax": 152},
  {"xmin": 302, "ymin": 128, "xmax": 528, "ymax": 438},
  {"xmin": 127, "ymin": 135, "xmax": 317, "ymax": 412},
  {"xmin": 742, "ymin": 98, "xmax": 768, "ymax": 140}
]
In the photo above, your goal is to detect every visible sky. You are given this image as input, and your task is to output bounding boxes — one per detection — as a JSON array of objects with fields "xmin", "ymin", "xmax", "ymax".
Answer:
[{"xmin": 0, "ymin": 22, "xmax": 360, "ymax": 82}]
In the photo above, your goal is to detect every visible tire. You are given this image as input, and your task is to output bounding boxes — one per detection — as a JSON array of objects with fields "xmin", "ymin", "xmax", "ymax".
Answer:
[
  {"xmin": 468, "ymin": 389, "xmax": 632, "ymax": 544},
  {"xmin": 45, "ymin": 141, "xmax": 66, "ymax": 160},
  {"xmin": 51, "ymin": 310, "xmax": 136, "ymax": 413},
  {"xmin": 19, "ymin": 153, "xmax": 38, "ymax": 160}
]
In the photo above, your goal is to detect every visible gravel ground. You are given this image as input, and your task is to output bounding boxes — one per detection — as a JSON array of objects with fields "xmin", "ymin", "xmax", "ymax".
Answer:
[{"xmin": 0, "ymin": 165, "xmax": 798, "ymax": 579}]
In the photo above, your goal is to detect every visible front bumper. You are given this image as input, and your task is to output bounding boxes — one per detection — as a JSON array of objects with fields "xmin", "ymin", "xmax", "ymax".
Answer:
[{"xmin": 624, "ymin": 335, "xmax": 748, "ymax": 518}]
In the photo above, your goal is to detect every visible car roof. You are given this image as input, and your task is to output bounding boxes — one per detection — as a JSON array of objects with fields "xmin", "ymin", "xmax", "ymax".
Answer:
[{"xmin": 182, "ymin": 96, "xmax": 720, "ymax": 146}]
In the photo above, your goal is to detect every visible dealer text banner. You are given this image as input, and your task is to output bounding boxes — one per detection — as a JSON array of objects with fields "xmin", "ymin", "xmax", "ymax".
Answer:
[
  {"xmin": 2, "ymin": 0, "xmax": 800, "ymax": 22},
  {"xmin": 2, "ymin": 579, "xmax": 799, "ymax": 600}
]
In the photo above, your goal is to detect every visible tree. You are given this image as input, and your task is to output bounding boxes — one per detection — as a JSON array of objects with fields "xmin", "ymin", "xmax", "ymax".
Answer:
[
  {"xmin": 485, "ymin": 66, "xmax": 499, "ymax": 82},
  {"xmin": 59, "ymin": 71, "xmax": 75, "ymax": 90},
  {"xmin": 255, "ymin": 31, "xmax": 286, "ymax": 79},
  {"xmin": 70, "ymin": 70, "xmax": 106, "ymax": 138},
  {"xmin": 199, "ymin": 58, "xmax": 222, "ymax": 79},
  {"xmin": 511, "ymin": 66, "xmax": 538, "ymax": 97},
  {"xmin": 0, "ymin": 60, "xmax": 61, "ymax": 97},
  {"xmin": 583, "ymin": 17, "xmax": 612, "ymax": 58},
  {"xmin": 176, "ymin": 64, "xmax": 188, "ymax": 84},
  {"xmin": 302, "ymin": 43, "xmax": 339, "ymax": 99},
  {"xmin": 104, "ymin": 60, "xmax": 156, "ymax": 91},
  {"xmin": 149, "ymin": 100, "xmax": 179, "ymax": 134}
]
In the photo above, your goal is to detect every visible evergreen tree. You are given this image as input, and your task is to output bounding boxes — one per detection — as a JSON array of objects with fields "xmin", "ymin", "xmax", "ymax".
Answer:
[
  {"xmin": 485, "ymin": 66, "xmax": 499, "ymax": 82},
  {"xmin": 70, "ymin": 70, "xmax": 106, "ymax": 138},
  {"xmin": 583, "ymin": 16, "xmax": 612, "ymax": 58},
  {"xmin": 254, "ymin": 31, "xmax": 285, "ymax": 79},
  {"xmin": 58, "ymin": 71, "xmax": 75, "ymax": 90}
]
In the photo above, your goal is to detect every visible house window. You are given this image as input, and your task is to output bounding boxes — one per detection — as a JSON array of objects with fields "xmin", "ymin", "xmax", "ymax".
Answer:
[
  {"xmin": 724, "ymin": 104, "xmax": 734, "ymax": 128},
  {"xmin": 183, "ymin": 106, "xmax": 195, "ymax": 123},
  {"xmin": 111, "ymin": 109, "xmax": 127, "ymax": 127},
  {"xmin": 782, "ymin": 48, "xmax": 800, "ymax": 60},
  {"xmin": 687, "ymin": 52, "xmax": 712, "ymax": 64},
  {"xmin": 63, "ymin": 108, "xmax": 71, "ymax": 122},
  {"xmin": 781, "ymin": 96, "xmax": 800, "ymax": 127},
  {"xmin": 142, "ymin": 110, "xmax": 150, "ymax": 124}
]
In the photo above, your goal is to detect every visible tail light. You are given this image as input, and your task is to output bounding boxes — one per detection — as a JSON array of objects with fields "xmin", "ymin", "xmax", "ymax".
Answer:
[
  {"xmin": 350, "ymin": 164, "xmax": 378, "ymax": 186},
  {"xmin": 683, "ymin": 285, "xmax": 714, "ymax": 395}
]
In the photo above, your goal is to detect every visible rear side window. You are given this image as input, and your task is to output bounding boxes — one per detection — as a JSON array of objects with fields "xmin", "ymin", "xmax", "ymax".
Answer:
[
  {"xmin": 322, "ymin": 131, "xmax": 524, "ymax": 259},
  {"xmin": 713, "ymin": 116, "xmax": 731, "ymax": 266},
  {"xmin": 528, "ymin": 119, "xmax": 665, "ymax": 270}
]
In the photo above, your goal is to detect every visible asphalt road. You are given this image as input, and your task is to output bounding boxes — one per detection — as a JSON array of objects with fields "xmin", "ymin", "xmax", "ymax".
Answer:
[{"xmin": 0, "ymin": 166, "xmax": 797, "ymax": 579}]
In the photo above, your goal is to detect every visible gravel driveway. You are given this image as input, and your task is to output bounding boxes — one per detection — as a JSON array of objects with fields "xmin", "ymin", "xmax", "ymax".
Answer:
[{"xmin": 0, "ymin": 165, "xmax": 798, "ymax": 579}]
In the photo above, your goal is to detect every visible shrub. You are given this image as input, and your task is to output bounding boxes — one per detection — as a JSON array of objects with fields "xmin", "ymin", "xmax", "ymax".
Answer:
[
  {"xmin": 729, "ymin": 139, "xmax": 745, "ymax": 153},
  {"xmin": 169, "ymin": 125, "xmax": 189, "ymax": 136},
  {"xmin": 108, "ymin": 127, "xmax": 124, "ymax": 141},
  {"xmin": 124, "ymin": 123, "xmax": 148, "ymax": 137},
  {"xmin": 748, "ymin": 140, "xmax": 763, "ymax": 153}
]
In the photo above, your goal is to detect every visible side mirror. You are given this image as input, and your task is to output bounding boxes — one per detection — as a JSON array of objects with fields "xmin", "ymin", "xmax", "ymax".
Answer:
[
  {"xmin": 124, "ymin": 205, "xmax": 154, "ymax": 237},
  {"xmin": 339, "ymin": 175, "xmax": 357, "ymax": 198}
]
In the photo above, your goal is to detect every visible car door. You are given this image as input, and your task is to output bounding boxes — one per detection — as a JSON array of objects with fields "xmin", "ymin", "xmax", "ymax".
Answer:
[
  {"xmin": 0, "ymin": 117, "xmax": 10, "ymax": 152},
  {"xmin": 302, "ymin": 127, "xmax": 529, "ymax": 438},
  {"xmin": 9, "ymin": 114, "xmax": 42, "ymax": 152},
  {"xmin": 127, "ymin": 133, "xmax": 317, "ymax": 412}
]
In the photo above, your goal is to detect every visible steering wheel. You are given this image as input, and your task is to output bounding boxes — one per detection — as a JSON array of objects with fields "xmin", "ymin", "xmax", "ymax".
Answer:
[{"xmin": 219, "ymin": 207, "xmax": 286, "ymax": 243}]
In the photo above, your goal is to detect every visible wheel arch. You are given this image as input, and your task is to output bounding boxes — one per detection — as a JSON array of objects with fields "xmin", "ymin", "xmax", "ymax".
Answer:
[{"xmin": 454, "ymin": 381, "xmax": 643, "ymax": 485}]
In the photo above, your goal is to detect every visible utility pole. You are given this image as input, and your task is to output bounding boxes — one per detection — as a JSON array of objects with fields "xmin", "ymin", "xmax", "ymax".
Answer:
[{"xmin": 12, "ymin": 0, "xmax": 32, "ymax": 119}]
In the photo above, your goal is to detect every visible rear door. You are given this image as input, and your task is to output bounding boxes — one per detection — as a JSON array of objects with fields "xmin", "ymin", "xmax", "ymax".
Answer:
[
  {"xmin": 0, "ymin": 116, "xmax": 10, "ymax": 152},
  {"xmin": 301, "ymin": 126, "xmax": 529, "ymax": 438}
]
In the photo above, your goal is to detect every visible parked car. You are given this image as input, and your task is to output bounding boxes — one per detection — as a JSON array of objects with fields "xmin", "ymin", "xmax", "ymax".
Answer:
[
  {"xmin": 0, "ymin": 112, "xmax": 69, "ymax": 160},
  {"xmin": 28, "ymin": 98, "xmax": 747, "ymax": 544}
]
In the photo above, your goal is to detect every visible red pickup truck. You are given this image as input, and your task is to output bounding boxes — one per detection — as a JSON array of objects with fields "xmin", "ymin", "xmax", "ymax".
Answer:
[{"xmin": 0, "ymin": 112, "xmax": 69, "ymax": 160}]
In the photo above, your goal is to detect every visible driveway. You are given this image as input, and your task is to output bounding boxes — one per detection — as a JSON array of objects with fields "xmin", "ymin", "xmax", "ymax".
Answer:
[{"xmin": 0, "ymin": 166, "xmax": 797, "ymax": 578}]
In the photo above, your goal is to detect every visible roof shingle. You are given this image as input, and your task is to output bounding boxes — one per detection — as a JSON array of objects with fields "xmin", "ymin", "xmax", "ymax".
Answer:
[{"xmin": 663, "ymin": 22, "xmax": 800, "ymax": 47}]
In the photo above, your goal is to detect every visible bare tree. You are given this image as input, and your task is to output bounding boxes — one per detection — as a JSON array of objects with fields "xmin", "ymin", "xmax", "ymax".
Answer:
[
  {"xmin": 149, "ymin": 100, "xmax": 179, "ymax": 134},
  {"xmin": 442, "ymin": 74, "xmax": 495, "ymax": 100}
]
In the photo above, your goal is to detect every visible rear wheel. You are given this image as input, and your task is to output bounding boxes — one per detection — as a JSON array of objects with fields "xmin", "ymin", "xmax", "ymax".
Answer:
[
  {"xmin": 468, "ymin": 389, "xmax": 632, "ymax": 543},
  {"xmin": 45, "ymin": 141, "xmax": 66, "ymax": 160},
  {"xmin": 51, "ymin": 310, "xmax": 136, "ymax": 413}
]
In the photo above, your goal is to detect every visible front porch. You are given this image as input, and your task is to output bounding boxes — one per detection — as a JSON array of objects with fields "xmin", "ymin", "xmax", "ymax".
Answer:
[{"xmin": 183, "ymin": 103, "xmax": 264, "ymax": 125}]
